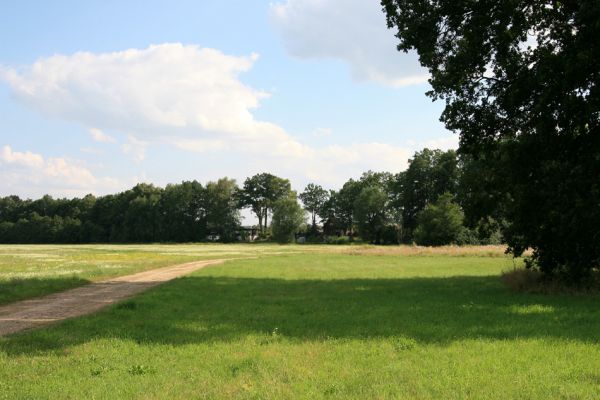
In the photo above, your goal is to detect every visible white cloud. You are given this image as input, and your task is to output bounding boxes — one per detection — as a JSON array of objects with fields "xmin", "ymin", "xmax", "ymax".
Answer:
[
  {"xmin": 1, "ymin": 43, "xmax": 272, "ymax": 141},
  {"xmin": 0, "ymin": 145, "xmax": 123, "ymax": 198},
  {"xmin": 89, "ymin": 128, "xmax": 116, "ymax": 143},
  {"xmin": 296, "ymin": 142, "xmax": 413, "ymax": 186},
  {"xmin": 270, "ymin": 0, "xmax": 428, "ymax": 87},
  {"xmin": 406, "ymin": 135, "xmax": 459, "ymax": 153},
  {"xmin": 171, "ymin": 138, "xmax": 229, "ymax": 152},
  {"xmin": 0, "ymin": 43, "xmax": 449, "ymax": 193},
  {"xmin": 0, "ymin": 145, "xmax": 44, "ymax": 168},
  {"xmin": 121, "ymin": 135, "xmax": 148, "ymax": 163}
]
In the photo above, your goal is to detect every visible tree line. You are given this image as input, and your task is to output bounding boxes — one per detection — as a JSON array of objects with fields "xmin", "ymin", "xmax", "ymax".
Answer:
[{"xmin": 0, "ymin": 148, "xmax": 502, "ymax": 246}]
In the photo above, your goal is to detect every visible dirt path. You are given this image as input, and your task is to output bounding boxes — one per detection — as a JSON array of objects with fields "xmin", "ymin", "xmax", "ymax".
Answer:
[{"xmin": 0, "ymin": 259, "xmax": 225, "ymax": 337}]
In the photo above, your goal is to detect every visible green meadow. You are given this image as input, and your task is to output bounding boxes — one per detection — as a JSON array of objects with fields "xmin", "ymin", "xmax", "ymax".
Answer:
[
  {"xmin": 0, "ymin": 244, "xmax": 321, "ymax": 305},
  {"xmin": 1, "ymin": 245, "xmax": 599, "ymax": 399}
]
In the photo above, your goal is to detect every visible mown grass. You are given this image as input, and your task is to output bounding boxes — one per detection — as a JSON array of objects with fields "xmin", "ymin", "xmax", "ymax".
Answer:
[
  {"xmin": 0, "ymin": 244, "xmax": 508, "ymax": 305},
  {"xmin": 1, "ymin": 251, "xmax": 599, "ymax": 399},
  {"xmin": 0, "ymin": 243, "xmax": 332, "ymax": 304}
]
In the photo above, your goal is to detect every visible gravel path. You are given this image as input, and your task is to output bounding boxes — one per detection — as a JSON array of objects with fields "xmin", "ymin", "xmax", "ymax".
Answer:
[{"xmin": 0, "ymin": 259, "xmax": 224, "ymax": 337}]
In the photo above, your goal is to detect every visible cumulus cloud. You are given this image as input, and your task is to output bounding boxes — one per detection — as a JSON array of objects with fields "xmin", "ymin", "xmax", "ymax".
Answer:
[
  {"xmin": 270, "ymin": 0, "xmax": 428, "ymax": 87},
  {"xmin": 89, "ymin": 128, "xmax": 116, "ymax": 143},
  {"xmin": 0, "ymin": 145, "xmax": 123, "ymax": 198},
  {"xmin": 1, "ymin": 44, "xmax": 275, "ymax": 142},
  {"xmin": 293, "ymin": 142, "xmax": 413, "ymax": 186},
  {"xmin": 407, "ymin": 135, "xmax": 460, "ymax": 153},
  {"xmin": 0, "ymin": 43, "xmax": 449, "ymax": 191},
  {"xmin": 121, "ymin": 135, "xmax": 148, "ymax": 163},
  {"xmin": 0, "ymin": 145, "xmax": 44, "ymax": 168}
]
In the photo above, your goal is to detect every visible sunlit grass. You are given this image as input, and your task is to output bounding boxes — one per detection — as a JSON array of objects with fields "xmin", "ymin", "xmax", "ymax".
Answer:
[
  {"xmin": 0, "ymin": 244, "xmax": 509, "ymax": 304},
  {"xmin": 1, "ymin": 252, "xmax": 598, "ymax": 399}
]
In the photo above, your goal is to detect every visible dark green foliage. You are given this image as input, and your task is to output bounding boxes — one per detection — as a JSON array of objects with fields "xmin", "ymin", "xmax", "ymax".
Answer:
[
  {"xmin": 353, "ymin": 186, "xmax": 390, "ymax": 243},
  {"xmin": 237, "ymin": 173, "xmax": 292, "ymax": 234},
  {"xmin": 414, "ymin": 193, "xmax": 464, "ymax": 246},
  {"xmin": 0, "ymin": 179, "xmax": 240, "ymax": 244},
  {"xmin": 382, "ymin": 0, "xmax": 600, "ymax": 280},
  {"xmin": 271, "ymin": 196, "xmax": 305, "ymax": 243},
  {"xmin": 321, "ymin": 171, "xmax": 394, "ymax": 236},
  {"xmin": 0, "ymin": 150, "xmax": 502, "ymax": 246},
  {"xmin": 158, "ymin": 181, "xmax": 205, "ymax": 242},
  {"xmin": 203, "ymin": 178, "xmax": 241, "ymax": 242},
  {"xmin": 299, "ymin": 183, "xmax": 329, "ymax": 231},
  {"xmin": 393, "ymin": 149, "xmax": 459, "ymax": 241}
]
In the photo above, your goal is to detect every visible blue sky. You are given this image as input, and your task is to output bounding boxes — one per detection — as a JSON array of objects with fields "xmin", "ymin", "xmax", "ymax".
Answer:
[{"xmin": 0, "ymin": 0, "xmax": 456, "ymax": 202}]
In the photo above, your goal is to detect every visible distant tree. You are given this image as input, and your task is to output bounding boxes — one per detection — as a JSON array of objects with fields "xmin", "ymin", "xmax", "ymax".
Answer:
[
  {"xmin": 158, "ymin": 181, "xmax": 205, "ymax": 242},
  {"xmin": 299, "ymin": 183, "xmax": 329, "ymax": 231},
  {"xmin": 414, "ymin": 193, "xmax": 464, "ymax": 246},
  {"xmin": 271, "ymin": 196, "xmax": 305, "ymax": 243},
  {"xmin": 319, "ymin": 190, "xmax": 342, "ymax": 235},
  {"xmin": 238, "ymin": 173, "xmax": 291, "ymax": 234},
  {"xmin": 123, "ymin": 183, "xmax": 163, "ymax": 242},
  {"xmin": 353, "ymin": 186, "xmax": 389, "ymax": 243},
  {"xmin": 397, "ymin": 149, "xmax": 458, "ymax": 241},
  {"xmin": 0, "ymin": 196, "xmax": 26, "ymax": 222},
  {"xmin": 331, "ymin": 171, "xmax": 393, "ymax": 236},
  {"xmin": 334, "ymin": 179, "xmax": 362, "ymax": 234},
  {"xmin": 0, "ymin": 221, "xmax": 15, "ymax": 243},
  {"xmin": 203, "ymin": 178, "xmax": 240, "ymax": 242}
]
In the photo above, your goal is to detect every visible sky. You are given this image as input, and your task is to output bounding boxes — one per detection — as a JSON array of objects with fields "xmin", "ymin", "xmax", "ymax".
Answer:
[{"xmin": 0, "ymin": 0, "xmax": 457, "ymax": 203}]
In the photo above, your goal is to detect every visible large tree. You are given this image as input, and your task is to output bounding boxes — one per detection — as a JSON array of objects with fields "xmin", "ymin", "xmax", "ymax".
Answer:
[
  {"xmin": 382, "ymin": 0, "xmax": 600, "ymax": 281},
  {"xmin": 353, "ymin": 186, "xmax": 390, "ymax": 243},
  {"xmin": 238, "ymin": 173, "xmax": 292, "ymax": 234},
  {"xmin": 158, "ymin": 181, "xmax": 205, "ymax": 242},
  {"xmin": 271, "ymin": 195, "xmax": 306, "ymax": 243},
  {"xmin": 202, "ymin": 178, "xmax": 241, "ymax": 242},
  {"xmin": 394, "ymin": 149, "xmax": 458, "ymax": 240},
  {"xmin": 299, "ymin": 183, "xmax": 329, "ymax": 231}
]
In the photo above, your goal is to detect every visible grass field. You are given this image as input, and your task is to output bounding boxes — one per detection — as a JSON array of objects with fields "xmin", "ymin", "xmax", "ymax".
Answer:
[
  {"xmin": 0, "ymin": 243, "xmax": 325, "ymax": 305},
  {"xmin": 1, "ymin": 245, "xmax": 599, "ymax": 399}
]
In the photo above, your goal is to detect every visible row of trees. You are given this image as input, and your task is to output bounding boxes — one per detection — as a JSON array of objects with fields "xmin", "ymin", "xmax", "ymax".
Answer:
[
  {"xmin": 0, "ymin": 179, "xmax": 240, "ymax": 243},
  {"xmin": 0, "ymin": 148, "xmax": 501, "ymax": 246},
  {"xmin": 299, "ymin": 148, "xmax": 501, "ymax": 245}
]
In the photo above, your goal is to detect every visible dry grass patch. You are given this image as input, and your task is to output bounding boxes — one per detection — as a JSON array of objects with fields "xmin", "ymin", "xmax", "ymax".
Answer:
[
  {"xmin": 502, "ymin": 268, "xmax": 600, "ymax": 294},
  {"xmin": 344, "ymin": 244, "xmax": 512, "ymax": 257}
]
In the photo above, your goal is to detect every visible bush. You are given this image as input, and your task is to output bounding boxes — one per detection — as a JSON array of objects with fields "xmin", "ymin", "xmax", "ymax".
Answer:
[
  {"xmin": 456, "ymin": 228, "xmax": 480, "ymax": 245},
  {"xmin": 414, "ymin": 193, "xmax": 464, "ymax": 246},
  {"xmin": 324, "ymin": 235, "xmax": 351, "ymax": 245},
  {"xmin": 380, "ymin": 225, "xmax": 400, "ymax": 245}
]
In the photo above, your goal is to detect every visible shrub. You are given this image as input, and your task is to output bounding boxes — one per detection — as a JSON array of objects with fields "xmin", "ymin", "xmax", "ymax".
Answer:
[
  {"xmin": 414, "ymin": 193, "xmax": 464, "ymax": 246},
  {"xmin": 456, "ymin": 228, "xmax": 480, "ymax": 245},
  {"xmin": 380, "ymin": 225, "xmax": 400, "ymax": 245},
  {"xmin": 324, "ymin": 235, "xmax": 350, "ymax": 245}
]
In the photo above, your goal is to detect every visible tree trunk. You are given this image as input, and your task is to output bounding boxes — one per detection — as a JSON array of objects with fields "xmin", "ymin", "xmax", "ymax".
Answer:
[
  {"xmin": 264, "ymin": 208, "xmax": 268, "ymax": 231},
  {"xmin": 257, "ymin": 212, "xmax": 263, "ymax": 234}
]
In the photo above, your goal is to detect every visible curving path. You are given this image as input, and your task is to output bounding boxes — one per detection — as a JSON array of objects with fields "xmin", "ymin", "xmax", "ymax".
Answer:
[{"xmin": 0, "ymin": 259, "xmax": 225, "ymax": 337}]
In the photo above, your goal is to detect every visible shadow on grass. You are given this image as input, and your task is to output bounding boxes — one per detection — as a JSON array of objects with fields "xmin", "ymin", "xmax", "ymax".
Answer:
[
  {"xmin": 0, "ymin": 277, "xmax": 91, "ymax": 306},
  {"xmin": 2, "ymin": 274, "xmax": 599, "ymax": 355}
]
